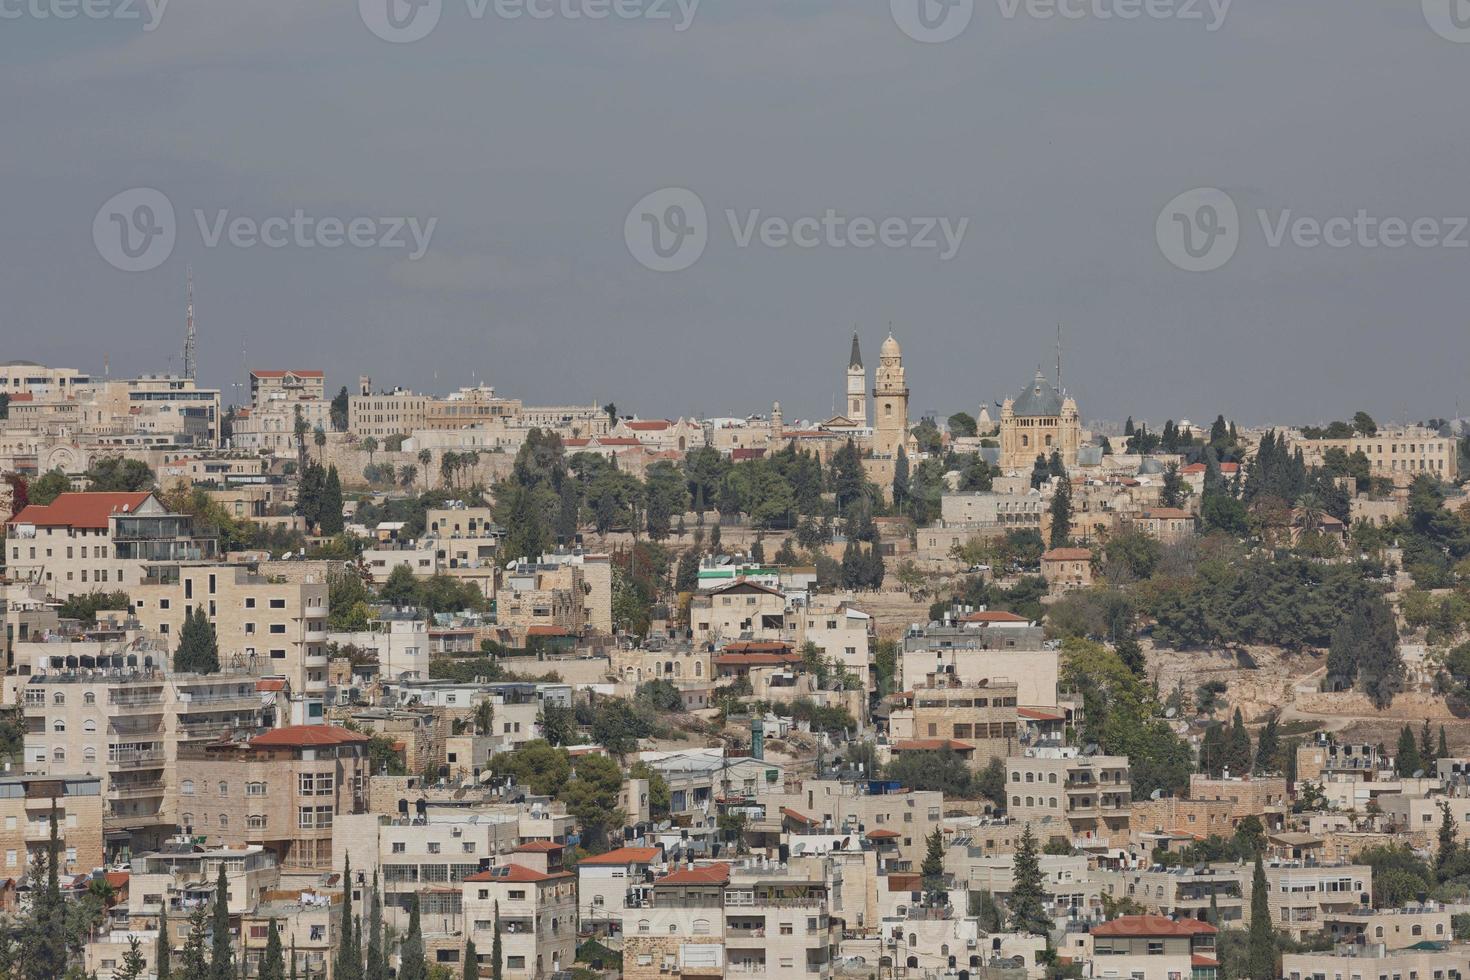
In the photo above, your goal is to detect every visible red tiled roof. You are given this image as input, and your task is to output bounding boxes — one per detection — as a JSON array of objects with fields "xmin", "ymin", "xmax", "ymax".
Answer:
[
  {"xmin": 10, "ymin": 492, "xmax": 154, "ymax": 530},
  {"xmin": 1192, "ymin": 955, "xmax": 1219, "ymax": 967},
  {"xmin": 1018, "ymin": 707, "xmax": 1065, "ymax": 722},
  {"xmin": 715, "ymin": 653, "xmax": 802, "ymax": 668},
  {"xmin": 656, "ymin": 863, "xmax": 730, "ymax": 886},
  {"xmin": 1042, "ymin": 548, "xmax": 1092, "ymax": 561},
  {"xmin": 959, "ymin": 610, "xmax": 1029, "ymax": 624},
  {"xmin": 892, "ymin": 739, "xmax": 974, "ymax": 753},
  {"xmin": 577, "ymin": 847, "xmax": 661, "ymax": 866},
  {"xmin": 721, "ymin": 640, "xmax": 794, "ymax": 654},
  {"xmin": 564, "ymin": 438, "xmax": 590, "ymax": 447},
  {"xmin": 1092, "ymin": 915, "xmax": 1218, "ymax": 938},
  {"xmin": 250, "ymin": 725, "xmax": 369, "ymax": 749},
  {"xmin": 866, "ymin": 829, "xmax": 901, "ymax": 839},
  {"xmin": 625, "ymin": 420, "xmax": 672, "ymax": 431},
  {"xmin": 464, "ymin": 863, "xmax": 572, "ymax": 883},
  {"xmin": 708, "ymin": 578, "xmax": 785, "ymax": 598},
  {"xmin": 9, "ymin": 392, "xmax": 34, "ymax": 402},
  {"xmin": 730, "ymin": 448, "xmax": 766, "ymax": 461},
  {"xmin": 1142, "ymin": 508, "xmax": 1194, "ymax": 520},
  {"xmin": 595, "ymin": 437, "xmax": 641, "ymax": 447},
  {"xmin": 780, "ymin": 807, "xmax": 818, "ymax": 826},
  {"xmin": 513, "ymin": 841, "xmax": 563, "ymax": 853},
  {"xmin": 256, "ymin": 679, "xmax": 289, "ymax": 692},
  {"xmin": 526, "ymin": 625, "xmax": 574, "ymax": 637},
  {"xmin": 886, "ymin": 872, "xmax": 920, "ymax": 892}
]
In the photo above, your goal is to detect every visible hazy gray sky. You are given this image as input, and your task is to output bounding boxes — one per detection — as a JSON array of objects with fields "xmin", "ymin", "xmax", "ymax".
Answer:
[{"xmin": 3, "ymin": 0, "xmax": 1468, "ymax": 428}]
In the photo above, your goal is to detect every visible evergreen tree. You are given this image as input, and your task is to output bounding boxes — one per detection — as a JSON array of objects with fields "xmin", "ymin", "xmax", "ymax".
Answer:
[
  {"xmin": 462, "ymin": 939, "xmax": 478, "ymax": 980},
  {"xmin": 319, "ymin": 466, "xmax": 345, "ymax": 535},
  {"xmin": 1421, "ymin": 720, "xmax": 1435, "ymax": 765},
  {"xmin": 398, "ymin": 897, "xmax": 425, "ymax": 980},
  {"xmin": 1160, "ymin": 463, "xmax": 1186, "ymax": 509},
  {"xmin": 1007, "ymin": 826, "xmax": 1050, "ymax": 938},
  {"xmin": 750, "ymin": 536, "xmax": 764, "ymax": 564},
  {"xmin": 892, "ymin": 447, "xmax": 910, "ymax": 514},
  {"xmin": 1123, "ymin": 417, "xmax": 1135, "ymax": 437},
  {"xmin": 1254, "ymin": 717, "xmax": 1280, "ymax": 774},
  {"xmin": 1206, "ymin": 891, "xmax": 1220, "ymax": 927},
  {"xmin": 920, "ymin": 829, "xmax": 946, "ymax": 908},
  {"xmin": 174, "ymin": 606, "xmax": 220, "ymax": 674},
  {"xmin": 1199, "ymin": 724, "xmax": 1225, "ymax": 777},
  {"xmin": 22, "ymin": 806, "xmax": 66, "ymax": 980},
  {"xmin": 772, "ymin": 537, "xmax": 799, "ymax": 566},
  {"xmin": 490, "ymin": 902, "xmax": 503, "ymax": 980},
  {"xmin": 211, "ymin": 865, "xmax": 233, "ymax": 980},
  {"xmin": 1115, "ymin": 634, "xmax": 1146, "ymax": 679},
  {"xmin": 260, "ymin": 921, "xmax": 284, "ymax": 980},
  {"xmin": 365, "ymin": 872, "xmax": 385, "ymax": 980},
  {"xmin": 117, "ymin": 936, "xmax": 149, "ymax": 980},
  {"xmin": 1048, "ymin": 476, "xmax": 1072, "ymax": 548},
  {"xmin": 158, "ymin": 904, "xmax": 172, "ymax": 980},
  {"xmin": 1438, "ymin": 801, "xmax": 1460, "ymax": 876},
  {"xmin": 1246, "ymin": 856, "xmax": 1276, "ymax": 980},
  {"xmin": 289, "ymin": 944, "xmax": 297, "ymax": 980},
  {"xmin": 180, "ymin": 905, "xmax": 212, "ymax": 980},
  {"xmin": 1438, "ymin": 726, "xmax": 1450, "ymax": 762},
  {"xmin": 1226, "ymin": 708, "xmax": 1252, "ymax": 776},
  {"xmin": 1396, "ymin": 724, "xmax": 1423, "ymax": 777},
  {"xmin": 674, "ymin": 549, "xmax": 699, "ymax": 592},
  {"xmin": 334, "ymin": 857, "xmax": 360, "ymax": 980}
]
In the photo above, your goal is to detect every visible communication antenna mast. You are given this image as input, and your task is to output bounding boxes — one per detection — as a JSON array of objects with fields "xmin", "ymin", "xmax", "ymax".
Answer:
[
  {"xmin": 1055, "ymin": 323, "xmax": 1063, "ymax": 394},
  {"xmin": 183, "ymin": 264, "xmax": 197, "ymax": 381}
]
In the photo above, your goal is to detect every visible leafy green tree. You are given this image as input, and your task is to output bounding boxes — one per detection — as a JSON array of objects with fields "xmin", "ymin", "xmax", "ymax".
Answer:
[
  {"xmin": 947, "ymin": 412, "xmax": 977, "ymax": 438},
  {"xmin": 330, "ymin": 387, "xmax": 351, "ymax": 431},
  {"xmin": 1007, "ymin": 826, "xmax": 1051, "ymax": 938},
  {"xmin": 174, "ymin": 606, "xmax": 220, "ymax": 674},
  {"xmin": 29, "ymin": 469, "xmax": 71, "ymax": 506},
  {"xmin": 975, "ymin": 758, "xmax": 1007, "ymax": 809},
  {"xmin": 882, "ymin": 750, "xmax": 972, "ymax": 797},
  {"xmin": 920, "ymin": 829, "xmax": 947, "ymax": 907},
  {"xmin": 1352, "ymin": 411, "xmax": 1378, "ymax": 436},
  {"xmin": 1225, "ymin": 708, "xmax": 1252, "ymax": 776},
  {"xmin": 643, "ymin": 461, "xmax": 688, "ymax": 541},
  {"xmin": 488, "ymin": 740, "xmax": 571, "ymax": 797},
  {"xmin": 85, "ymin": 455, "xmax": 156, "ymax": 492},
  {"xmin": 1246, "ymin": 857, "xmax": 1276, "ymax": 979},
  {"xmin": 538, "ymin": 704, "xmax": 576, "ymax": 747}
]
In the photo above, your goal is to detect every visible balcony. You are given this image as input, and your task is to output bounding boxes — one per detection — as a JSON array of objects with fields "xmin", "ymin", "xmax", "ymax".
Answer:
[
  {"xmin": 726, "ymin": 927, "xmax": 766, "ymax": 940},
  {"xmin": 109, "ymin": 782, "xmax": 166, "ymax": 800},
  {"xmin": 109, "ymin": 751, "xmax": 166, "ymax": 769}
]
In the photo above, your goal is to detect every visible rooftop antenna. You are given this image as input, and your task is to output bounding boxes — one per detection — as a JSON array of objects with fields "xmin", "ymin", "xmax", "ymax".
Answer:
[
  {"xmin": 1056, "ymin": 323, "xmax": 1063, "ymax": 394},
  {"xmin": 103, "ymin": 354, "xmax": 110, "ymax": 378},
  {"xmin": 183, "ymin": 264, "xmax": 197, "ymax": 382}
]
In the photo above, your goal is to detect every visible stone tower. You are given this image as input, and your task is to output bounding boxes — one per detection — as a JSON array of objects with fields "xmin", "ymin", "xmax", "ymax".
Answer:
[
  {"xmin": 846, "ymin": 332, "xmax": 867, "ymax": 426},
  {"xmin": 872, "ymin": 331, "xmax": 909, "ymax": 458}
]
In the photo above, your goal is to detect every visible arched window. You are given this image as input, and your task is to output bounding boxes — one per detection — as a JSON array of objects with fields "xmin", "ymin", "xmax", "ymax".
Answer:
[
  {"xmin": 84, "ymin": 692, "xmax": 96, "ymax": 705},
  {"xmin": 1048, "ymin": 773, "xmax": 1057, "ymax": 784},
  {"xmin": 84, "ymin": 748, "xmax": 97, "ymax": 763},
  {"xmin": 219, "ymin": 814, "xmax": 229, "ymax": 828},
  {"xmin": 83, "ymin": 720, "xmax": 97, "ymax": 733},
  {"xmin": 52, "ymin": 720, "xmax": 65, "ymax": 732},
  {"xmin": 1021, "ymin": 435, "xmax": 1030, "ymax": 447},
  {"xmin": 1024, "ymin": 772, "xmax": 1034, "ymax": 783},
  {"xmin": 53, "ymin": 692, "xmax": 65, "ymax": 705},
  {"xmin": 53, "ymin": 748, "xmax": 66, "ymax": 762},
  {"xmin": 219, "ymin": 781, "xmax": 229, "ymax": 796},
  {"xmin": 181, "ymin": 780, "xmax": 196, "ymax": 795},
  {"xmin": 1011, "ymin": 772, "xmax": 1020, "ymax": 783},
  {"xmin": 694, "ymin": 662, "xmax": 703, "ymax": 677},
  {"xmin": 1012, "ymin": 796, "xmax": 1021, "ymax": 807},
  {"xmin": 692, "ymin": 919, "xmax": 710, "ymax": 935},
  {"xmin": 909, "ymin": 934, "xmax": 917, "ymax": 948},
  {"xmin": 638, "ymin": 920, "xmax": 650, "ymax": 934}
]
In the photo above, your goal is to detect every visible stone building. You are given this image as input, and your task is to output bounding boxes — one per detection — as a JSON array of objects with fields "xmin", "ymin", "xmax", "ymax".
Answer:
[{"xmin": 999, "ymin": 370, "xmax": 1081, "ymax": 473}]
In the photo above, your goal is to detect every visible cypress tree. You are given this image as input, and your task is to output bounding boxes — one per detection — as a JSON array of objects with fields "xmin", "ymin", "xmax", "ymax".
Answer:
[
  {"xmin": 320, "ymin": 466, "xmax": 345, "ymax": 535},
  {"xmin": 211, "ymin": 865, "xmax": 233, "ymax": 980},
  {"xmin": 1247, "ymin": 856, "xmax": 1276, "ymax": 979},
  {"xmin": 158, "ymin": 903, "xmax": 172, "ymax": 980},
  {"xmin": 334, "ymin": 856, "xmax": 360, "ymax": 980},
  {"xmin": 399, "ymin": 897, "xmax": 425, "ymax": 980},
  {"xmin": 260, "ymin": 921, "xmax": 284, "ymax": 980},
  {"xmin": 1437, "ymin": 801, "xmax": 1459, "ymax": 876},
  {"xmin": 1254, "ymin": 716, "xmax": 1280, "ymax": 774},
  {"xmin": 365, "ymin": 872, "xmax": 384, "ymax": 980},
  {"xmin": 23, "ymin": 805, "xmax": 66, "ymax": 980},
  {"xmin": 1439, "ymin": 726, "xmax": 1450, "ymax": 763},
  {"xmin": 892, "ymin": 447, "xmax": 909, "ymax": 514},
  {"xmin": 490, "ymin": 903, "xmax": 502, "ymax": 980},
  {"xmin": 181, "ymin": 905, "xmax": 212, "ymax": 980},
  {"xmin": 462, "ymin": 939, "xmax": 478, "ymax": 980},
  {"xmin": 1396, "ymin": 724, "xmax": 1423, "ymax": 777},
  {"xmin": 1226, "ymin": 708, "xmax": 1252, "ymax": 776},
  {"xmin": 1421, "ymin": 720, "xmax": 1435, "ymax": 764},
  {"xmin": 289, "ymin": 944, "xmax": 297, "ymax": 980},
  {"xmin": 920, "ymin": 829, "xmax": 946, "ymax": 908},
  {"xmin": 175, "ymin": 606, "xmax": 220, "ymax": 674}
]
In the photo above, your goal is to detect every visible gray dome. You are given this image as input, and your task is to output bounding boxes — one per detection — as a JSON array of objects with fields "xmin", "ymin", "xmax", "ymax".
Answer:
[{"xmin": 1011, "ymin": 371, "xmax": 1064, "ymax": 417}]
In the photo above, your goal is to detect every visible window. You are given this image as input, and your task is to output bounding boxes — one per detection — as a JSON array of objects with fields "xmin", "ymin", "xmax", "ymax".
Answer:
[
  {"xmin": 247, "ymin": 782, "xmax": 267, "ymax": 796},
  {"xmin": 182, "ymin": 780, "xmax": 195, "ymax": 795},
  {"xmin": 392, "ymin": 842, "xmax": 406, "ymax": 853},
  {"xmin": 219, "ymin": 781, "xmax": 229, "ymax": 795},
  {"xmin": 84, "ymin": 720, "xmax": 97, "ymax": 733}
]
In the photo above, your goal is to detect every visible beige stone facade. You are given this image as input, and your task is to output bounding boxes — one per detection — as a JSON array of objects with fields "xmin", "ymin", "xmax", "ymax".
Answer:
[
  {"xmin": 999, "ymin": 370, "xmax": 1081, "ymax": 473},
  {"xmin": 0, "ymin": 772, "xmax": 104, "ymax": 878}
]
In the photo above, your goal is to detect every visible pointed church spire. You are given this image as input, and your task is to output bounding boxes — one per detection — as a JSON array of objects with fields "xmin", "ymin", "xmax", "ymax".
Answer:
[{"xmin": 849, "ymin": 331, "xmax": 863, "ymax": 370}]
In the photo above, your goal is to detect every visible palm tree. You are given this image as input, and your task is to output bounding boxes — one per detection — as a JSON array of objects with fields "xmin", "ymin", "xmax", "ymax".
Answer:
[
  {"xmin": 313, "ymin": 427, "xmax": 327, "ymax": 462},
  {"xmin": 440, "ymin": 451, "xmax": 459, "ymax": 489},
  {"xmin": 1295, "ymin": 491, "xmax": 1326, "ymax": 537},
  {"xmin": 418, "ymin": 449, "xmax": 433, "ymax": 488},
  {"xmin": 362, "ymin": 436, "xmax": 378, "ymax": 466},
  {"xmin": 399, "ymin": 464, "xmax": 418, "ymax": 491}
]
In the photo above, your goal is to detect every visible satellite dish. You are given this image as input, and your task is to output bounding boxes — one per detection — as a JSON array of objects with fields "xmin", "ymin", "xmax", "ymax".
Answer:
[
  {"xmin": 1083, "ymin": 743, "xmax": 1099, "ymax": 756},
  {"xmin": 1150, "ymin": 789, "xmax": 1163, "ymax": 800},
  {"xmin": 1413, "ymin": 769, "xmax": 1425, "ymax": 778},
  {"xmin": 1165, "ymin": 707, "xmax": 1177, "ymax": 719}
]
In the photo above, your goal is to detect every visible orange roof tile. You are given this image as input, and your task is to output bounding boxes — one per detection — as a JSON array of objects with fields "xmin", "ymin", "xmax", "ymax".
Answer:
[
  {"xmin": 1092, "ymin": 915, "xmax": 1218, "ymax": 938},
  {"xmin": 958, "ymin": 610, "xmax": 1029, "ymax": 624},
  {"xmin": 464, "ymin": 863, "xmax": 572, "ymax": 883},
  {"xmin": 1042, "ymin": 548, "xmax": 1092, "ymax": 561},
  {"xmin": 577, "ymin": 847, "xmax": 662, "ymax": 866},
  {"xmin": 1018, "ymin": 707, "xmax": 1065, "ymax": 722},
  {"xmin": 892, "ymin": 739, "xmax": 974, "ymax": 753},
  {"xmin": 656, "ymin": 863, "xmax": 730, "ymax": 886},
  {"xmin": 10, "ymin": 492, "xmax": 154, "ymax": 530},
  {"xmin": 250, "ymin": 725, "xmax": 369, "ymax": 749},
  {"xmin": 866, "ymin": 829, "xmax": 901, "ymax": 839},
  {"xmin": 780, "ymin": 807, "xmax": 818, "ymax": 826},
  {"xmin": 513, "ymin": 841, "xmax": 563, "ymax": 853}
]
